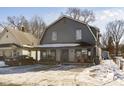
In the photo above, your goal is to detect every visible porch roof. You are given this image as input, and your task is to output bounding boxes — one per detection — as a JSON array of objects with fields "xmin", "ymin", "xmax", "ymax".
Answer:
[
  {"xmin": 0, "ymin": 43, "xmax": 21, "ymax": 48},
  {"xmin": 21, "ymin": 42, "xmax": 93, "ymax": 50},
  {"xmin": 36, "ymin": 43, "xmax": 80, "ymax": 48}
]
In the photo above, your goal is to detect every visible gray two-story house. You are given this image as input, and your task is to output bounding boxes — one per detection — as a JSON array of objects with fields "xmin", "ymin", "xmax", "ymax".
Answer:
[{"xmin": 39, "ymin": 16, "xmax": 101, "ymax": 65}]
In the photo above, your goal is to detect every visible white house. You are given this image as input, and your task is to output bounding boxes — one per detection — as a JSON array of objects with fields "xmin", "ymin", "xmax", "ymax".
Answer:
[{"xmin": 0, "ymin": 27, "xmax": 39, "ymax": 59}]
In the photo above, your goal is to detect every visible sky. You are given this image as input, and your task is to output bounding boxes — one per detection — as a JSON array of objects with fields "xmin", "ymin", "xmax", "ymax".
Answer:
[{"xmin": 0, "ymin": 7, "xmax": 124, "ymax": 33}]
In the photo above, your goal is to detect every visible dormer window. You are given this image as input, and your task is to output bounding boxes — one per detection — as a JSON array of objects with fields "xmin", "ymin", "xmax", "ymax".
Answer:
[
  {"xmin": 52, "ymin": 31, "xmax": 57, "ymax": 41},
  {"xmin": 76, "ymin": 29, "xmax": 82, "ymax": 40}
]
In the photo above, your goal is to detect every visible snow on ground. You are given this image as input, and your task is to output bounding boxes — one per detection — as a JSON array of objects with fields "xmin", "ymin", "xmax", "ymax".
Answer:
[
  {"xmin": 0, "ymin": 60, "xmax": 124, "ymax": 86},
  {"xmin": 0, "ymin": 65, "xmax": 82, "ymax": 86},
  {"xmin": 76, "ymin": 60, "xmax": 124, "ymax": 85}
]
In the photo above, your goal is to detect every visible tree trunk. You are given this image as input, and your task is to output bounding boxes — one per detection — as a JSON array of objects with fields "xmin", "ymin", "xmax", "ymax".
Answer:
[{"xmin": 115, "ymin": 42, "xmax": 119, "ymax": 56}]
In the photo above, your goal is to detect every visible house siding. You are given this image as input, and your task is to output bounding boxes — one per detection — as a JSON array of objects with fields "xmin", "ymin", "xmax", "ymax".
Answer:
[
  {"xmin": 0, "ymin": 31, "xmax": 19, "ymax": 45},
  {"xmin": 41, "ymin": 17, "xmax": 96, "ymax": 45},
  {"xmin": 69, "ymin": 49, "xmax": 75, "ymax": 62},
  {"xmin": 39, "ymin": 17, "xmax": 101, "ymax": 64},
  {"xmin": 56, "ymin": 49, "xmax": 61, "ymax": 61}
]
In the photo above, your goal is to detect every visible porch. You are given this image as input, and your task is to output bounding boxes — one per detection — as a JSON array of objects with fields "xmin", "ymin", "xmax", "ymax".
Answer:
[
  {"xmin": 38, "ymin": 47, "xmax": 93, "ymax": 65},
  {"xmin": 0, "ymin": 43, "xmax": 101, "ymax": 65},
  {"xmin": 0, "ymin": 43, "xmax": 21, "ymax": 58},
  {"xmin": 22, "ymin": 43, "xmax": 100, "ymax": 65}
]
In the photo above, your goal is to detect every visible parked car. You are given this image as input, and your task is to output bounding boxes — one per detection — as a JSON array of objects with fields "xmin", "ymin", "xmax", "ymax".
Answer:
[
  {"xmin": 5, "ymin": 55, "xmax": 37, "ymax": 66},
  {"xmin": 102, "ymin": 51, "xmax": 111, "ymax": 60}
]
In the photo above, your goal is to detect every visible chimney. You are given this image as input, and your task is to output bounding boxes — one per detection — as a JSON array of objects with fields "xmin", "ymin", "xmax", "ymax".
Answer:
[{"xmin": 21, "ymin": 25, "xmax": 25, "ymax": 32}]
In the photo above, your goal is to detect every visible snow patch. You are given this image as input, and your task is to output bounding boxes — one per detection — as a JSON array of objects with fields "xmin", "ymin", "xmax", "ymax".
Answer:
[
  {"xmin": 76, "ymin": 60, "xmax": 124, "ymax": 85},
  {"xmin": 0, "ymin": 60, "xmax": 124, "ymax": 85}
]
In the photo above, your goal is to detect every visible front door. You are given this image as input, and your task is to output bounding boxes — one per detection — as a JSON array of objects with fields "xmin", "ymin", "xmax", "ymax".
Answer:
[{"xmin": 61, "ymin": 49, "xmax": 69, "ymax": 62}]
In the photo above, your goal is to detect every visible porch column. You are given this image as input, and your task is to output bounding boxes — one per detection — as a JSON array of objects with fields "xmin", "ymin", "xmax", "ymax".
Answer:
[
  {"xmin": 40, "ymin": 50, "xmax": 42, "ymax": 60},
  {"xmin": 56, "ymin": 49, "xmax": 60, "ymax": 62},
  {"xmin": 69, "ymin": 49, "xmax": 75, "ymax": 62},
  {"xmin": 35, "ymin": 50, "xmax": 38, "ymax": 61},
  {"xmin": 37, "ymin": 51, "xmax": 40, "ymax": 61},
  {"xmin": 93, "ymin": 45, "xmax": 100, "ymax": 65},
  {"xmin": 29, "ymin": 50, "xmax": 31, "ymax": 56}
]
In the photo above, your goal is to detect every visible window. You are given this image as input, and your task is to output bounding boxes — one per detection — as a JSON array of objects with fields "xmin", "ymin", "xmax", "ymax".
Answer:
[
  {"xmin": 87, "ymin": 49, "xmax": 91, "ymax": 56},
  {"xmin": 75, "ymin": 49, "xmax": 88, "ymax": 63},
  {"xmin": 52, "ymin": 32, "xmax": 57, "ymax": 41},
  {"xmin": 41, "ymin": 50, "xmax": 56, "ymax": 60},
  {"xmin": 42, "ymin": 51, "xmax": 47, "ymax": 58},
  {"xmin": 48, "ymin": 50, "xmax": 56, "ymax": 60},
  {"xmin": 75, "ymin": 49, "xmax": 82, "ymax": 57},
  {"xmin": 76, "ymin": 29, "xmax": 82, "ymax": 40}
]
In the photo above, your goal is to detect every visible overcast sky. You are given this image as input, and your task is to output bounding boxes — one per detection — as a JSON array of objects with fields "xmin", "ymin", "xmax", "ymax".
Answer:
[{"xmin": 0, "ymin": 7, "xmax": 124, "ymax": 33}]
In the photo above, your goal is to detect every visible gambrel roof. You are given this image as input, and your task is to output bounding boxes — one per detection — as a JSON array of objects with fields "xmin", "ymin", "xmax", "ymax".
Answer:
[{"xmin": 41, "ymin": 16, "xmax": 100, "ymax": 44}]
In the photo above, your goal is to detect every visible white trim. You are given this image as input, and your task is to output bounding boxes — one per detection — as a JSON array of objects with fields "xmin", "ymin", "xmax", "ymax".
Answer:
[
  {"xmin": 86, "ymin": 25, "xmax": 97, "ymax": 42},
  {"xmin": 22, "ymin": 45, "xmax": 33, "ymax": 48},
  {"xmin": 0, "ymin": 47, "xmax": 13, "ymax": 49},
  {"xmin": 37, "ymin": 43, "xmax": 80, "ymax": 48}
]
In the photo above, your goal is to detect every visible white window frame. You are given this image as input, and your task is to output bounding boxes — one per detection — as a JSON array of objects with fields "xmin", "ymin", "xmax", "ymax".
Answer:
[
  {"xmin": 76, "ymin": 29, "xmax": 82, "ymax": 40},
  {"xmin": 52, "ymin": 31, "xmax": 57, "ymax": 41}
]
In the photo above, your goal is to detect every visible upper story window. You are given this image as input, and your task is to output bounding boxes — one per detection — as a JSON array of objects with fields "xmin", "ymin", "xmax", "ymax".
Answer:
[
  {"xmin": 76, "ymin": 29, "xmax": 82, "ymax": 40},
  {"xmin": 52, "ymin": 31, "xmax": 57, "ymax": 41}
]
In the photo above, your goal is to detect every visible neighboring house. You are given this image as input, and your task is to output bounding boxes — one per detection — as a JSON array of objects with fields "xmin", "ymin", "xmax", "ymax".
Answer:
[
  {"xmin": 0, "ymin": 27, "xmax": 39, "ymax": 59},
  {"xmin": 39, "ymin": 16, "xmax": 101, "ymax": 64}
]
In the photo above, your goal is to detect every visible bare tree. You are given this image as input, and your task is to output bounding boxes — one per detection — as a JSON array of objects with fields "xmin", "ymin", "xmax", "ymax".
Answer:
[
  {"xmin": 101, "ymin": 32, "xmax": 110, "ymax": 48},
  {"xmin": 30, "ymin": 16, "xmax": 46, "ymax": 39},
  {"xmin": 7, "ymin": 16, "xmax": 30, "ymax": 32},
  {"xmin": 66, "ymin": 8, "xmax": 81, "ymax": 20},
  {"xmin": 81, "ymin": 9, "xmax": 95, "ymax": 24},
  {"xmin": 0, "ymin": 22, "xmax": 9, "ymax": 31},
  {"xmin": 107, "ymin": 36, "xmax": 115, "ymax": 55},
  {"xmin": 65, "ymin": 8, "xmax": 95, "ymax": 24},
  {"xmin": 106, "ymin": 20, "xmax": 124, "ymax": 56},
  {"xmin": 7, "ymin": 16, "xmax": 19, "ymax": 27},
  {"xmin": 0, "ymin": 23, "xmax": 6, "ymax": 29},
  {"xmin": 2, "ymin": 15, "xmax": 46, "ymax": 40}
]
